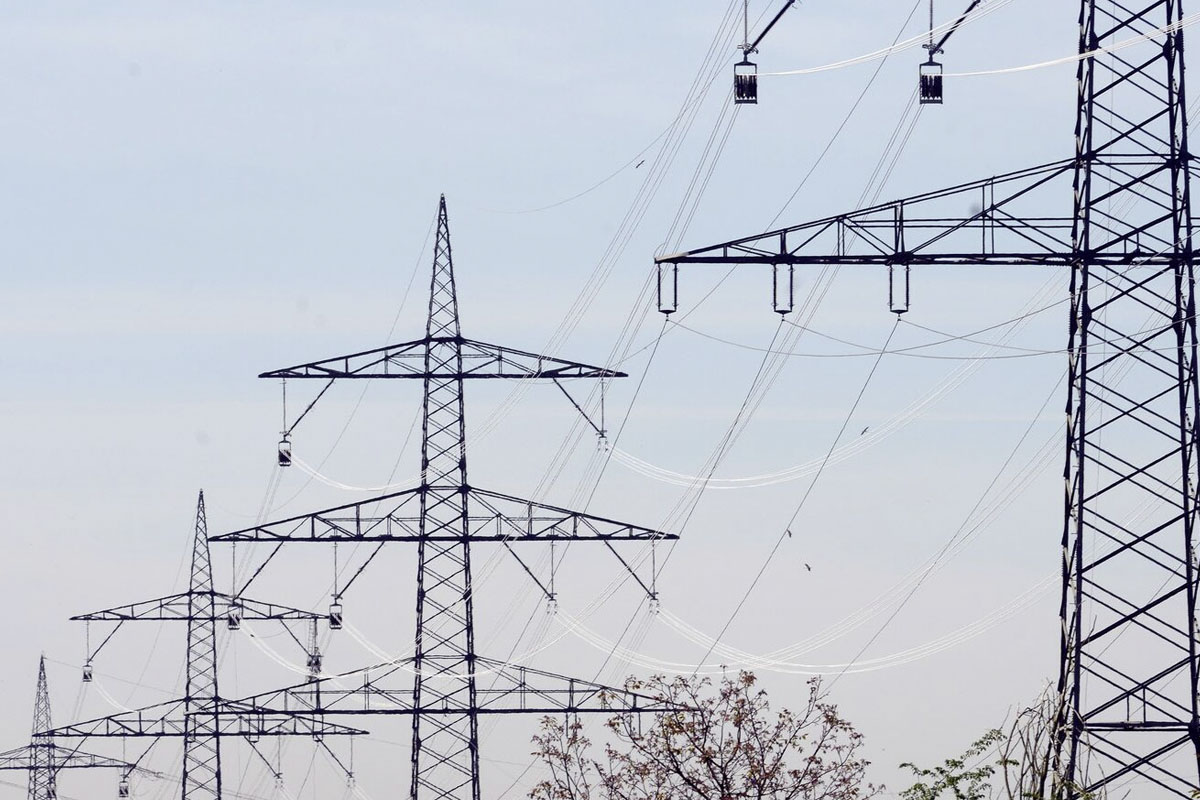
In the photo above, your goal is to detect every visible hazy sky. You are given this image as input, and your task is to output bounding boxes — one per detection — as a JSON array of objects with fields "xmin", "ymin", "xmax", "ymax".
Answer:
[{"xmin": 0, "ymin": 2, "xmax": 1118, "ymax": 798}]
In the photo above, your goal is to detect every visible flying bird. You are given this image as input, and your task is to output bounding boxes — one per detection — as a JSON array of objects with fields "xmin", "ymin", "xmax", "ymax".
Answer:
[{"xmin": 804, "ymin": 563, "xmax": 812, "ymax": 572}]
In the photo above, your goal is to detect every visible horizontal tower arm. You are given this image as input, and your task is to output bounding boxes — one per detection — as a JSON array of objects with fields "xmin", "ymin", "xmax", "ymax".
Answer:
[
  {"xmin": 217, "ymin": 656, "xmax": 685, "ymax": 717},
  {"xmin": 655, "ymin": 160, "xmax": 1109, "ymax": 268},
  {"xmin": 72, "ymin": 592, "xmax": 327, "ymax": 622},
  {"xmin": 209, "ymin": 487, "xmax": 677, "ymax": 544},
  {"xmin": 38, "ymin": 699, "xmax": 367, "ymax": 739},
  {"xmin": 259, "ymin": 337, "xmax": 626, "ymax": 380},
  {"xmin": 0, "ymin": 745, "xmax": 141, "ymax": 771}
]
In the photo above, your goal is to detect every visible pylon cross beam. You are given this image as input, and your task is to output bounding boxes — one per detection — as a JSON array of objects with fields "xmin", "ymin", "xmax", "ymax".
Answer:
[{"xmin": 215, "ymin": 657, "xmax": 686, "ymax": 717}]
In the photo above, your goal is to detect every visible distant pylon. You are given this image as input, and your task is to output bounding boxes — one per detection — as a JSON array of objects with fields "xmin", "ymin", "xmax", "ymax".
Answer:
[
  {"xmin": 183, "ymin": 491, "xmax": 221, "ymax": 800},
  {"xmin": 0, "ymin": 657, "xmax": 141, "ymax": 793},
  {"xmin": 53, "ymin": 491, "xmax": 345, "ymax": 800},
  {"xmin": 29, "ymin": 657, "xmax": 55, "ymax": 800}
]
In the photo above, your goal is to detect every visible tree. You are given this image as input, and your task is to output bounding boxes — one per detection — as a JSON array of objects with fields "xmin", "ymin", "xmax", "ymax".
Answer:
[
  {"xmin": 899, "ymin": 730, "xmax": 1004, "ymax": 800},
  {"xmin": 995, "ymin": 688, "xmax": 1061, "ymax": 800},
  {"xmin": 529, "ymin": 671, "xmax": 879, "ymax": 800},
  {"xmin": 898, "ymin": 685, "xmax": 1096, "ymax": 800}
]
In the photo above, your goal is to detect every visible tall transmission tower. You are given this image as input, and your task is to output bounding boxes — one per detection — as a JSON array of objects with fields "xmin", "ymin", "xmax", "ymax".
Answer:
[
  {"xmin": 655, "ymin": 1, "xmax": 1197, "ymax": 796},
  {"xmin": 39, "ymin": 492, "xmax": 366, "ymax": 800},
  {"xmin": 0, "ymin": 656, "xmax": 141, "ymax": 800},
  {"xmin": 184, "ymin": 489, "xmax": 220, "ymax": 800},
  {"xmin": 209, "ymin": 195, "xmax": 680, "ymax": 800},
  {"xmin": 29, "ymin": 656, "xmax": 54, "ymax": 800}
]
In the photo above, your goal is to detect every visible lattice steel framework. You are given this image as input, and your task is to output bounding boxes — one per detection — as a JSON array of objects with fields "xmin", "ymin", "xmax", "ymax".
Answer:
[
  {"xmin": 414, "ymin": 197, "xmax": 478, "ymax": 797},
  {"xmin": 184, "ymin": 491, "xmax": 221, "ymax": 800},
  {"xmin": 29, "ymin": 657, "xmax": 55, "ymax": 800},
  {"xmin": 0, "ymin": 657, "xmax": 143, "ymax": 800},
  {"xmin": 1052, "ymin": 2, "xmax": 1200, "ymax": 795},
  {"xmin": 40, "ymin": 492, "xmax": 356, "ymax": 800},
  {"xmin": 212, "ymin": 196, "xmax": 678, "ymax": 800},
  {"xmin": 655, "ymin": 1, "xmax": 1198, "ymax": 795}
]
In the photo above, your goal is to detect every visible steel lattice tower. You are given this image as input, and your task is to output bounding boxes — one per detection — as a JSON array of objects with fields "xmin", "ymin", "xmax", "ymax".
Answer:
[
  {"xmin": 29, "ymin": 657, "xmax": 55, "ymax": 800},
  {"xmin": 1053, "ymin": 1, "xmax": 1200, "ymax": 794},
  {"xmin": 411, "ymin": 199, "xmax": 480, "ymax": 796},
  {"xmin": 35, "ymin": 492, "xmax": 362, "ymax": 800},
  {"xmin": 3, "ymin": 659, "xmax": 140, "ymax": 798},
  {"xmin": 654, "ymin": 1, "xmax": 1198, "ymax": 795},
  {"xmin": 0, "ymin": 657, "xmax": 139, "ymax": 797},
  {"xmin": 183, "ymin": 491, "xmax": 221, "ymax": 800},
  {"xmin": 209, "ymin": 195, "xmax": 679, "ymax": 800}
]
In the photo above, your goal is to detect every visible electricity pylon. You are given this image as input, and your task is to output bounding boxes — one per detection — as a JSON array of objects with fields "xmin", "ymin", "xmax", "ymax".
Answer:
[
  {"xmin": 28, "ymin": 656, "xmax": 55, "ymax": 800},
  {"xmin": 0, "ymin": 657, "xmax": 139, "ymax": 800},
  {"xmin": 656, "ymin": 2, "xmax": 1197, "ymax": 796},
  {"xmin": 209, "ymin": 195, "xmax": 680, "ymax": 800},
  {"xmin": 39, "ymin": 492, "xmax": 367, "ymax": 800}
]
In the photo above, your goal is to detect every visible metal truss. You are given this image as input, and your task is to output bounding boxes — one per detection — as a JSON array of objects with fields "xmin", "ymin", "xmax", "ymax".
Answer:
[
  {"xmin": 0, "ymin": 746, "xmax": 136, "ymax": 772},
  {"xmin": 58, "ymin": 493, "xmax": 351, "ymax": 800},
  {"xmin": 219, "ymin": 196, "xmax": 678, "ymax": 800},
  {"xmin": 211, "ymin": 487, "xmax": 670, "ymax": 609},
  {"xmin": 28, "ymin": 657, "xmax": 54, "ymax": 800},
  {"xmin": 211, "ymin": 487, "xmax": 672, "ymax": 544},
  {"xmin": 216, "ymin": 657, "xmax": 681, "ymax": 718},
  {"xmin": 655, "ymin": 157, "xmax": 1195, "ymax": 271},
  {"xmin": 1, "ymin": 660, "xmax": 160, "ymax": 800},
  {"xmin": 657, "ymin": 160, "xmax": 1079, "ymax": 268},
  {"xmin": 211, "ymin": 487, "xmax": 671, "ymax": 599},
  {"xmin": 655, "ymin": 1, "xmax": 1199, "ymax": 796},
  {"xmin": 184, "ymin": 491, "xmax": 221, "ymax": 800},
  {"xmin": 1052, "ymin": 2, "xmax": 1199, "ymax": 796},
  {"xmin": 3, "ymin": 657, "xmax": 141, "ymax": 800},
  {"xmin": 259, "ymin": 338, "xmax": 626, "ymax": 380},
  {"xmin": 73, "ymin": 593, "xmax": 324, "ymax": 623},
  {"xmin": 0, "ymin": 746, "xmax": 147, "ymax": 800},
  {"xmin": 39, "ymin": 700, "xmax": 365, "ymax": 740}
]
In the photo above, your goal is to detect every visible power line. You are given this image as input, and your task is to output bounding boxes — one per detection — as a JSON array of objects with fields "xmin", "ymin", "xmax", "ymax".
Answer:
[{"xmin": 692, "ymin": 318, "xmax": 900, "ymax": 673}]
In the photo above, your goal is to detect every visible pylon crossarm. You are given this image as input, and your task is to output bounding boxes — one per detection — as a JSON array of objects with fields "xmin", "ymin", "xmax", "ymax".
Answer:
[
  {"xmin": 210, "ymin": 487, "xmax": 677, "ymax": 544},
  {"xmin": 225, "ymin": 594, "xmax": 329, "ymax": 621},
  {"xmin": 38, "ymin": 699, "xmax": 367, "ymax": 738},
  {"xmin": 467, "ymin": 489, "xmax": 676, "ymax": 542},
  {"xmin": 215, "ymin": 656, "xmax": 686, "ymax": 716},
  {"xmin": 0, "ymin": 745, "xmax": 137, "ymax": 771},
  {"xmin": 210, "ymin": 488, "xmax": 424, "ymax": 542},
  {"xmin": 470, "ymin": 658, "xmax": 686, "ymax": 714},
  {"xmin": 457, "ymin": 339, "xmax": 626, "ymax": 379},
  {"xmin": 470, "ymin": 489, "xmax": 671, "ymax": 598},
  {"xmin": 259, "ymin": 337, "xmax": 626, "ymax": 380},
  {"xmin": 655, "ymin": 159, "xmax": 1090, "ymax": 268},
  {"xmin": 71, "ymin": 592, "xmax": 327, "ymax": 622}
]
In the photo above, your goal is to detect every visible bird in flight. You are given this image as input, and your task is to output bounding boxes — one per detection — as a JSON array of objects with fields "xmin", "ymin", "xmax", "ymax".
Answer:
[{"xmin": 804, "ymin": 563, "xmax": 812, "ymax": 572}]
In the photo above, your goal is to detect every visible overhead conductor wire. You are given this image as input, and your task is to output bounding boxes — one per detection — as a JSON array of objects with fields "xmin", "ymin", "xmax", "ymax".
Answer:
[
  {"xmin": 562, "ymin": 0, "xmax": 933, "ymax": 683},
  {"xmin": 460, "ymin": 1, "xmax": 758, "ymax": 694},
  {"xmin": 692, "ymin": 318, "xmax": 900, "ymax": 673},
  {"xmin": 638, "ymin": 238, "xmax": 1193, "ymax": 677}
]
